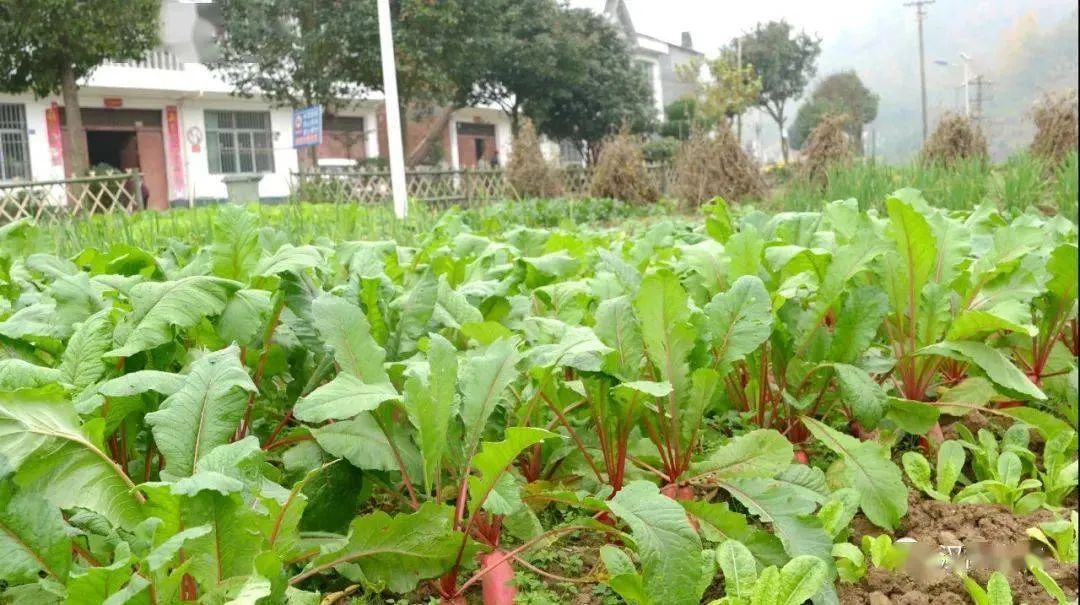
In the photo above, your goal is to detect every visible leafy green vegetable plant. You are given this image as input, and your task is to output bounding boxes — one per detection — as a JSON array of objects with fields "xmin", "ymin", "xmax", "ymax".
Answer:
[
  {"xmin": 702, "ymin": 540, "xmax": 829, "ymax": 605},
  {"xmin": 961, "ymin": 571, "xmax": 1014, "ymax": 605},
  {"xmin": 832, "ymin": 534, "xmax": 910, "ymax": 583},
  {"xmin": 1027, "ymin": 511, "xmax": 1079, "ymax": 564}
]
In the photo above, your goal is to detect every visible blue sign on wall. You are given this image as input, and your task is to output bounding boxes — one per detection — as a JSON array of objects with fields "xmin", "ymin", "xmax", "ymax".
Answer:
[{"xmin": 293, "ymin": 105, "xmax": 323, "ymax": 148}]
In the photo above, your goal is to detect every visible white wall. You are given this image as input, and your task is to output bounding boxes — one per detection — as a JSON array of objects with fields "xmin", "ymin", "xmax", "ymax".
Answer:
[
  {"xmin": 177, "ymin": 97, "xmax": 298, "ymax": 202},
  {"xmin": 1, "ymin": 91, "xmax": 298, "ymax": 201}
]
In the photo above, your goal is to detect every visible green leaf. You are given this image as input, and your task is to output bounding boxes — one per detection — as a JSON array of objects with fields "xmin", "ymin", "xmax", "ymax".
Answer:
[
  {"xmin": 997, "ymin": 407, "xmax": 1075, "ymax": 443},
  {"xmin": 600, "ymin": 545, "xmax": 651, "ymax": 605},
  {"xmin": 885, "ymin": 398, "xmax": 940, "ymax": 435},
  {"xmin": 459, "ymin": 337, "xmax": 520, "ymax": 451},
  {"xmin": 106, "ymin": 276, "xmax": 241, "ymax": 357},
  {"xmin": 297, "ymin": 502, "xmax": 463, "ymax": 593},
  {"xmin": 774, "ymin": 555, "xmax": 829, "ymax": 605},
  {"xmin": 210, "ymin": 205, "xmax": 260, "ymax": 280},
  {"xmin": 721, "ymin": 477, "xmax": 834, "ymax": 571},
  {"xmin": 690, "ymin": 429, "xmax": 793, "ymax": 483},
  {"xmin": 986, "ymin": 571, "xmax": 1013, "ymax": 605},
  {"xmin": 0, "ymin": 359, "xmax": 62, "ymax": 391},
  {"xmin": 607, "ymin": 481, "xmax": 704, "ymax": 605},
  {"xmin": 829, "ymin": 286, "xmax": 888, "ymax": 363},
  {"xmin": 311, "ymin": 294, "xmax": 389, "ymax": 384},
  {"xmin": 293, "ymin": 373, "xmax": 398, "ymax": 423},
  {"xmin": 218, "ymin": 289, "xmax": 272, "ymax": 347},
  {"xmin": 432, "ymin": 274, "xmax": 482, "ymax": 329},
  {"xmin": 902, "ymin": 452, "xmax": 946, "ymax": 500},
  {"xmin": 467, "ymin": 427, "xmax": 556, "ymax": 518},
  {"xmin": 749, "ymin": 565, "xmax": 780, "ymax": 605},
  {"xmin": 918, "ymin": 341, "xmax": 1045, "ymax": 400},
  {"xmin": 883, "ymin": 195, "xmax": 936, "ymax": 315},
  {"xmin": 403, "ymin": 333, "xmax": 458, "ymax": 492},
  {"xmin": 704, "ymin": 275, "xmax": 773, "ymax": 377},
  {"xmin": 832, "ymin": 542, "xmax": 866, "ymax": 583},
  {"xmin": 145, "ymin": 525, "xmax": 212, "ymax": 572},
  {"xmin": 145, "ymin": 346, "xmax": 257, "ymax": 480},
  {"xmin": 0, "ymin": 483, "xmax": 71, "ymax": 583},
  {"xmin": 253, "ymin": 244, "xmax": 322, "ymax": 276},
  {"xmin": 803, "ymin": 417, "xmax": 907, "ymax": 530},
  {"xmin": 311, "ymin": 412, "xmax": 415, "ymax": 472},
  {"xmin": 0, "ymin": 391, "xmax": 144, "ymax": 530},
  {"xmin": 634, "ymin": 269, "xmax": 694, "ymax": 401},
  {"xmin": 64, "ymin": 558, "xmax": 148, "ymax": 605},
  {"xmin": 387, "ymin": 271, "xmax": 438, "ymax": 359},
  {"xmin": 596, "ymin": 297, "xmax": 645, "ymax": 380},
  {"xmin": 526, "ymin": 319, "xmax": 613, "ymax": 372},
  {"xmin": 937, "ymin": 440, "xmax": 966, "ymax": 495},
  {"xmin": 97, "ymin": 370, "xmax": 186, "ymax": 398},
  {"xmin": 817, "ymin": 488, "xmax": 860, "ymax": 539},
  {"xmin": 833, "ymin": 364, "xmax": 888, "ymax": 430},
  {"xmin": 717, "ymin": 540, "xmax": 758, "ymax": 599},
  {"xmin": 58, "ymin": 309, "xmax": 112, "ymax": 394},
  {"xmin": 180, "ymin": 491, "xmax": 262, "ymax": 586}
]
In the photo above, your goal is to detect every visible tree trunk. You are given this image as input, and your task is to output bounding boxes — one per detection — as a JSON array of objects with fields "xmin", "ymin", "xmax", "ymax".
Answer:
[
  {"xmin": 407, "ymin": 105, "xmax": 457, "ymax": 168},
  {"xmin": 60, "ymin": 66, "xmax": 88, "ymax": 177},
  {"xmin": 306, "ymin": 145, "xmax": 319, "ymax": 169}
]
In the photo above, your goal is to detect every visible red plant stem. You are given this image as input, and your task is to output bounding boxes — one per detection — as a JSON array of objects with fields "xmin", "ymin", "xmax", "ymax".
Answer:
[
  {"xmin": 374, "ymin": 415, "xmax": 420, "ymax": 509},
  {"xmin": 237, "ymin": 297, "xmax": 286, "ymax": 439},
  {"xmin": 540, "ymin": 392, "xmax": 604, "ymax": 484},
  {"xmin": 263, "ymin": 433, "xmax": 313, "ymax": 451},
  {"xmin": 263, "ymin": 410, "xmax": 294, "ymax": 448},
  {"xmin": 511, "ymin": 554, "xmax": 595, "ymax": 584},
  {"xmin": 142, "ymin": 441, "xmax": 155, "ymax": 482},
  {"xmin": 72, "ymin": 542, "xmax": 101, "ymax": 566},
  {"xmin": 454, "ymin": 526, "xmax": 595, "ymax": 597}
]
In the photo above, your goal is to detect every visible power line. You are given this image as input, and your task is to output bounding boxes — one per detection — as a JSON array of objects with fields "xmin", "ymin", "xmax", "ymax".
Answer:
[
  {"xmin": 904, "ymin": 0, "xmax": 935, "ymax": 143},
  {"xmin": 969, "ymin": 74, "xmax": 993, "ymax": 127}
]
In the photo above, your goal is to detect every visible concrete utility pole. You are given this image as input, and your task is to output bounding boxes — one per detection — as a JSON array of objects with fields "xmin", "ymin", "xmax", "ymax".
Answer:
[
  {"xmin": 959, "ymin": 52, "xmax": 972, "ymax": 117},
  {"xmin": 377, "ymin": 0, "xmax": 408, "ymax": 219},
  {"xmin": 904, "ymin": 0, "xmax": 934, "ymax": 142}
]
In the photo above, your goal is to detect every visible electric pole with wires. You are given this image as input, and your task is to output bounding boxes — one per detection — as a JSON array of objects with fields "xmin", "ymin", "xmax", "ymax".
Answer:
[{"xmin": 904, "ymin": 0, "xmax": 934, "ymax": 143}]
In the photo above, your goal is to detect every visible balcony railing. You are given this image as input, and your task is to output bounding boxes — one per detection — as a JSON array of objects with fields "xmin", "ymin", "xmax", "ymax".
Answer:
[{"xmin": 105, "ymin": 49, "xmax": 183, "ymax": 71}]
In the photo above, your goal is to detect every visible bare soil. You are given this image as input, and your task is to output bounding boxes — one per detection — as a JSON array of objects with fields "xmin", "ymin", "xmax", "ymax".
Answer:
[{"xmin": 838, "ymin": 494, "xmax": 1078, "ymax": 605}]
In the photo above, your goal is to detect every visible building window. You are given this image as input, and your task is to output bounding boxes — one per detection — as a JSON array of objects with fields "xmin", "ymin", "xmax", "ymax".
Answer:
[
  {"xmin": 205, "ymin": 110, "xmax": 274, "ymax": 174},
  {"xmin": 0, "ymin": 103, "xmax": 31, "ymax": 180}
]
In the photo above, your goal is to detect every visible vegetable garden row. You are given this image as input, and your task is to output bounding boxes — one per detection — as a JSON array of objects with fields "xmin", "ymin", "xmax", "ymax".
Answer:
[{"xmin": 0, "ymin": 192, "xmax": 1076, "ymax": 605}]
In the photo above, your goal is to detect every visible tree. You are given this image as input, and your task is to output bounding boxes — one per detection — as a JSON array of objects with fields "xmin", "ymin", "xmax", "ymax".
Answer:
[
  {"xmin": 659, "ymin": 98, "xmax": 716, "ymax": 140},
  {"xmin": 344, "ymin": 0, "xmax": 506, "ymax": 167},
  {"xmin": 789, "ymin": 70, "xmax": 878, "ymax": 151},
  {"xmin": 676, "ymin": 50, "xmax": 762, "ymax": 134},
  {"xmin": 733, "ymin": 21, "xmax": 821, "ymax": 163},
  {"xmin": 473, "ymin": 0, "xmax": 566, "ymax": 134},
  {"xmin": 525, "ymin": 8, "xmax": 655, "ymax": 163},
  {"xmin": 212, "ymin": 0, "xmax": 375, "ymax": 167},
  {"xmin": 0, "ymin": 0, "xmax": 160, "ymax": 177}
]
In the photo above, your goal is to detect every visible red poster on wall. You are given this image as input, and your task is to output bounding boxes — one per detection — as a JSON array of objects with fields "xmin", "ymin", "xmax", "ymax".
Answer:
[
  {"xmin": 45, "ymin": 102, "xmax": 64, "ymax": 168},
  {"xmin": 164, "ymin": 106, "xmax": 186, "ymax": 198}
]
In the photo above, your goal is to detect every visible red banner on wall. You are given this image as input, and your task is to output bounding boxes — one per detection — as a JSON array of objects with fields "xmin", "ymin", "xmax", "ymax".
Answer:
[
  {"xmin": 164, "ymin": 106, "xmax": 186, "ymax": 199},
  {"xmin": 45, "ymin": 102, "xmax": 64, "ymax": 168}
]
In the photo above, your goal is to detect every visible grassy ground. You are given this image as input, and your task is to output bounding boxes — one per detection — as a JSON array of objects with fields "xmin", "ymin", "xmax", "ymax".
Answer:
[{"xmin": 763, "ymin": 150, "xmax": 1078, "ymax": 217}]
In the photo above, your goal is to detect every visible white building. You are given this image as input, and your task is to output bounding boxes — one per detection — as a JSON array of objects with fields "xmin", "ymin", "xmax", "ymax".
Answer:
[{"xmin": 0, "ymin": 4, "xmax": 512, "ymax": 208}]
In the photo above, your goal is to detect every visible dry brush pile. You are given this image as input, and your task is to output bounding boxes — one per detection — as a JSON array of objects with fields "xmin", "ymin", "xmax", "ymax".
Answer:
[
  {"xmin": 1030, "ymin": 91, "xmax": 1078, "ymax": 167},
  {"xmin": 799, "ymin": 114, "xmax": 855, "ymax": 187},
  {"xmin": 506, "ymin": 119, "xmax": 562, "ymax": 198},
  {"xmin": 589, "ymin": 129, "xmax": 659, "ymax": 204},
  {"xmin": 671, "ymin": 125, "xmax": 766, "ymax": 205},
  {"xmin": 922, "ymin": 112, "xmax": 988, "ymax": 166}
]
